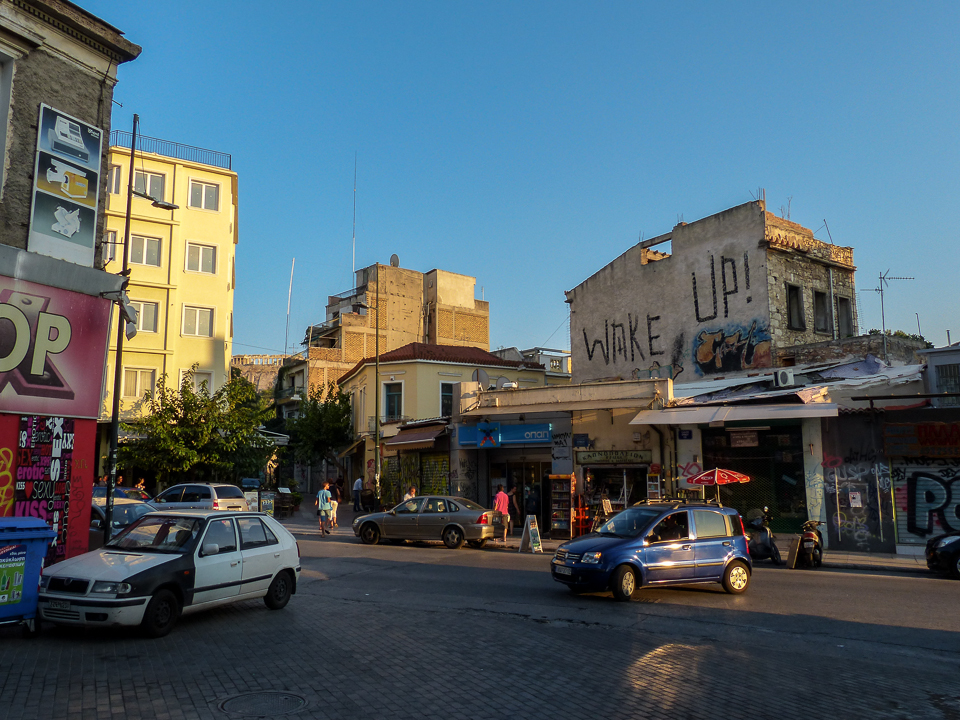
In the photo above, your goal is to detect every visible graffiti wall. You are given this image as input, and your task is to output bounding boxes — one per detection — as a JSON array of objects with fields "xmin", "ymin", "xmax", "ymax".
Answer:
[
  {"xmin": 819, "ymin": 416, "xmax": 896, "ymax": 553},
  {"xmin": 892, "ymin": 459, "xmax": 960, "ymax": 545},
  {"xmin": 0, "ymin": 414, "xmax": 94, "ymax": 563},
  {"xmin": 568, "ymin": 203, "xmax": 772, "ymax": 384}
]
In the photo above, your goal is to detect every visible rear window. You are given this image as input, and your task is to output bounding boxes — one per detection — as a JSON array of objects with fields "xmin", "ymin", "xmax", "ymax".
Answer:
[
  {"xmin": 215, "ymin": 485, "xmax": 245, "ymax": 499},
  {"xmin": 452, "ymin": 497, "xmax": 484, "ymax": 511},
  {"xmin": 693, "ymin": 510, "xmax": 728, "ymax": 539}
]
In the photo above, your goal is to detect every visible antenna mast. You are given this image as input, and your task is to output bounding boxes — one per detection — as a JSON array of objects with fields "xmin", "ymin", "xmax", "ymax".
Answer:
[
  {"xmin": 875, "ymin": 269, "xmax": 914, "ymax": 362},
  {"xmin": 285, "ymin": 257, "xmax": 295, "ymax": 355},
  {"xmin": 352, "ymin": 153, "xmax": 357, "ymax": 285}
]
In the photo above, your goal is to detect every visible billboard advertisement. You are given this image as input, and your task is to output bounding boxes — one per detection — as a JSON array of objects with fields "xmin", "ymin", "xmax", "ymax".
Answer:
[
  {"xmin": 27, "ymin": 105, "xmax": 103, "ymax": 268},
  {"xmin": 0, "ymin": 274, "xmax": 112, "ymax": 419}
]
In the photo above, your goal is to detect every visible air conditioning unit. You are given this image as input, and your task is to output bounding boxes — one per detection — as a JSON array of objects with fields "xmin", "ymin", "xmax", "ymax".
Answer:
[{"xmin": 773, "ymin": 368, "xmax": 795, "ymax": 388}]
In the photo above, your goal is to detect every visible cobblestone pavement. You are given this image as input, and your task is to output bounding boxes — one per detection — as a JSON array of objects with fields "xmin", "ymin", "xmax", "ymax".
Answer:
[{"xmin": 1, "ymin": 522, "xmax": 958, "ymax": 720}]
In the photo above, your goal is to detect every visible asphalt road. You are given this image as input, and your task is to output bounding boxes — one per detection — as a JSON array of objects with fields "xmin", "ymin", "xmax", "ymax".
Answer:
[{"xmin": 1, "ymin": 531, "xmax": 958, "ymax": 720}]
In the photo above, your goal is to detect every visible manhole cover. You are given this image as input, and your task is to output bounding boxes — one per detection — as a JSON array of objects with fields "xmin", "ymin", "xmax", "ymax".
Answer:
[{"xmin": 219, "ymin": 692, "xmax": 307, "ymax": 716}]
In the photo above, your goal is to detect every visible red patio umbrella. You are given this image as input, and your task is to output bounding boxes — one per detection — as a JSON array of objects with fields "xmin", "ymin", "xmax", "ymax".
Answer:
[{"xmin": 687, "ymin": 468, "xmax": 751, "ymax": 500}]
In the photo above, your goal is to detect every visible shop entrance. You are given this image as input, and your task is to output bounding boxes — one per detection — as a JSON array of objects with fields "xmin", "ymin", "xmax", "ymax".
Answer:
[
  {"xmin": 490, "ymin": 461, "xmax": 552, "ymax": 534},
  {"xmin": 700, "ymin": 425, "xmax": 806, "ymax": 533},
  {"xmin": 582, "ymin": 466, "xmax": 649, "ymax": 516}
]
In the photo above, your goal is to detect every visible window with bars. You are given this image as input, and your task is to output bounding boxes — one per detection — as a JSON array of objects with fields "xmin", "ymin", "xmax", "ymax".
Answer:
[{"xmin": 935, "ymin": 364, "xmax": 960, "ymax": 407}]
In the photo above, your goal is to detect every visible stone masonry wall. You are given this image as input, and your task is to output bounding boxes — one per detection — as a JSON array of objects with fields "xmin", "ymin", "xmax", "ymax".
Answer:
[
  {"xmin": 0, "ymin": 41, "xmax": 117, "ymax": 259},
  {"xmin": 774, "ymin": 335, "xmax": 927, "ymax": 366}
]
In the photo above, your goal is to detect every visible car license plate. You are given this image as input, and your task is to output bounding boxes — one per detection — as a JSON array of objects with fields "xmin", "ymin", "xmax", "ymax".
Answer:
[
  {"xmin": 803, "ymin": 541, "xmax": 814, "ymax": 548},
  {"xmin": 49, "ymin": 600, "xmax": 70, "ymax": 610},
  {"xmin": 555, "ymin": 566, "xmax": 572, "ymax": 576}
]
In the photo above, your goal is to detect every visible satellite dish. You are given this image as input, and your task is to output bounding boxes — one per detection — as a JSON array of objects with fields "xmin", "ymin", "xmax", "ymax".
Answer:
[
  {"xmin": 389, "ymin": 254, "xmax": 400, "ymax": 267},
  {"xmin": 471, "ymin": 368, "xmax": 490, "ymax": 388},
  {"xmin": 495, "ymin": 376, "xmax": 510, "ymax": 390}
]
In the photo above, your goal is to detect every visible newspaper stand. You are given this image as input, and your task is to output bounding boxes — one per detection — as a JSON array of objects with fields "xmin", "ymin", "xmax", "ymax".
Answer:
[{"xmin": 0, "ymin": 518, "xmax": 57, "ymax": 637}]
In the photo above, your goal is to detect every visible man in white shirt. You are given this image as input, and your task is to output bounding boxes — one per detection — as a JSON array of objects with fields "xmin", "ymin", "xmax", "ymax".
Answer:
[
  {"xmin": 402, "ymin": 486, "xmax": 417, "ymax": 501},
  {"xmin": 353, "ymin": 477, "xmax": 363, "ymax": 511}
]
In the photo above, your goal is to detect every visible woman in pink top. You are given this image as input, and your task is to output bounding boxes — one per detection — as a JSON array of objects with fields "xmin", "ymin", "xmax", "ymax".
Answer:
[{"xmin": 493, "ymin": 484, "xmax": 510, "ymax": 542}]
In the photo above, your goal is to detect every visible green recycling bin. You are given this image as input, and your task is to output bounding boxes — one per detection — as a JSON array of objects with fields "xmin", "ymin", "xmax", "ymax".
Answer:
[{"xmin": 0, "ymin": 517, "xmax": 57, "ymax": 637}]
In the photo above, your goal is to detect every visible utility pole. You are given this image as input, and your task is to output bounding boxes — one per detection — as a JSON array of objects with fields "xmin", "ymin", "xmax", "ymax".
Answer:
[{"xmin": 875, "ymin": 270, "xmax": 913, "ymax": 362}]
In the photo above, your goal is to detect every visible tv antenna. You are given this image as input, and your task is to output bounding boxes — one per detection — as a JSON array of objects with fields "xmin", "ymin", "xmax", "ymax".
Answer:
[{"xmin": 874, "ymin": 269, "xmax": 914, "ymax": 361}]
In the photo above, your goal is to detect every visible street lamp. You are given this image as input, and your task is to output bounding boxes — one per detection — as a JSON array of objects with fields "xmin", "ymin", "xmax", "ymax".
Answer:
[{"xmin": 103, "ymin": 114, "xmax": 179, "ymax": 542}]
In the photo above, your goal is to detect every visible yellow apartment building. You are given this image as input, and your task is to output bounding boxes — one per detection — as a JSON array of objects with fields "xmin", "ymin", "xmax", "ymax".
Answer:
[{"xmin": 97, "ymin": 132, "xmax": 237, "ymax": 472}]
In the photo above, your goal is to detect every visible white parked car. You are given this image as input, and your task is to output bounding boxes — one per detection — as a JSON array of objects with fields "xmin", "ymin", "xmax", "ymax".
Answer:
[{"xmin": 38, "ymin": 510, "xmax": 300, "ymax": 637}]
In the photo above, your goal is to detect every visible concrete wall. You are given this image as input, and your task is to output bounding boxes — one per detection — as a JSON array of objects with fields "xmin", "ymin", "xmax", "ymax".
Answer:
[
  {"xmin": 568, "ymin": 202, "xmax": 772, "ymax": 384},
  {"xmin": 777, "ymin": 334, "xmax": 927, "ymax": 367}
]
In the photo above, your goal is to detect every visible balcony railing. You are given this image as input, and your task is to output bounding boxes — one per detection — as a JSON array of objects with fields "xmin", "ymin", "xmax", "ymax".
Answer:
[
  {"xmin": 329, "ymin": 285, "xmax": 367, "ymax": 302},
  {"xmin": 110, "ymin": 130, "xmax": 232, "ymax": 170},
  {"xmin": 368, "ymin": 415, "xmax": 411, "ymax": 431},
  {"xmin": 277, "ymin": 386, "xmax": 305, "ymax": 400}
]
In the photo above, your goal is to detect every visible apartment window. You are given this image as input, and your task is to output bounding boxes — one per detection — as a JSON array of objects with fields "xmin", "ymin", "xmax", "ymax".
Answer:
[
  {"xmin": 384, "ymin": 382, "xmax": 402, "ymax": 421},
  {"xmin": 231, "ymin": 256, "xmax": 236, "ymax": 288},
  {"xmin": 837, "ymin": 297, "xmax": 854, "ymax": 338},
  {"xmin": 189, "ymin": 180, "xmax": 219, "ymax": 211},
  {"xmin": 108, "ymin": 165, "xmax": 122, "ymax": 194},
  {"xmin": 122, "ymin": 368, "xmax": 155, "ymax": 399},
  {"xmin": 130, "ymin": 300, "xmax": 158, "ymax": 333},
  {"xmin": 134, "ymin": 171, "xmax": 165, "ymax": 201},
  {"xmin": 229, "ymin": 312, "xmax": 233, "ymax": 338},
  {"xmin": 130, "ymin": 235, "xmax": 161, "ymax": 267},
  {"xmin": 102, "ymin": 230, "xmax": 117, "ymax": 264},
  {"xmin": 813, "ymin": 291, "xmax": 830, "ymax": 333},
  {"xmin": 183, "ymin": 306, "xmax": 214, "ymax": 337},
  {"xmin": 440, "ymin": 382, "xmax": 455, "ymax": 417},
  {"xmin": 935, "ymin": 364, "xmax": 960, "ymax": 407},
  {"xmin": 185, "ymin": 370, "xmax": 214, "ymax": 395},
  {"xmin": 786, "ymin": 284, "xmax": 805, "ymax": 331},
  {"xmin": 186, "ymin": 242, "xmax": 217, "ymax": 274}
]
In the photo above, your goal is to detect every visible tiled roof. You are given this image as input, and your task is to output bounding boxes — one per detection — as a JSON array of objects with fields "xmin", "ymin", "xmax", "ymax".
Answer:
[{"xmin": 339, "ymin": 343, "xmax": 543, "ymax": 384}]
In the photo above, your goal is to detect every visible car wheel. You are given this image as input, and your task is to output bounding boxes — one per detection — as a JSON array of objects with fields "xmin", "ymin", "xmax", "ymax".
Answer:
[
  {"xmin": 141, "ymin": 589, "xmax": 180, "ymax": 638},
  {"xmin": 442, "ymin": 525, "xmax": 465, "ymax": 549},
  {"xmin": 722, "ymin": 561, "xmax": 750, "ymax": 594},
  {"xmin": 467, "ymin": 539, "xmax": 488, "ymax": 549},
  {"xmin": 771, "ymin": 544, "xmax": 783, "ymax": 565},
  {"xmin": 611, "ymin": 565, "xmax": 637, "ymax": 601},
  {"xmin": 360, "ymin": 523, "xmax": 380, "ymax": 545},
  {"xmin": 264, "ymin": 570, "xmax": 293, "ymax": 610}
]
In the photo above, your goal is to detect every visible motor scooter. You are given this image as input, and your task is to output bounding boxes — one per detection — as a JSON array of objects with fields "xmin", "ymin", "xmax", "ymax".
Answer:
[
  {"xmin": 746, "ymin": 507, "xmax": 782, "ymax": 565},
  {"xmin": 799, "ymin": 520, "xmax": 825, "ymax": 568}
]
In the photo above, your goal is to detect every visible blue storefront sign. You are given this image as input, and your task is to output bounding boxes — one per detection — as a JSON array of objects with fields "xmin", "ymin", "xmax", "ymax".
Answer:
[{"xmin": 458, "ymin": 423, "xmax": 552, "ymax": 447}]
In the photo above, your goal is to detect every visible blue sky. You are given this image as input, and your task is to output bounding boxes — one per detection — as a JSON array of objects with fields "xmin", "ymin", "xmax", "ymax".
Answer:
[{"xmin": 86, "ymin": 1, "xmax": 960, "ymax": 354}]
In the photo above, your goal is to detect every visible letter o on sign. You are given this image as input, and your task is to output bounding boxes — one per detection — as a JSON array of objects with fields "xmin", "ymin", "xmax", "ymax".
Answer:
[{"xmin": 0, "ymin": 304, "xmax": 30, "ymax": 372}]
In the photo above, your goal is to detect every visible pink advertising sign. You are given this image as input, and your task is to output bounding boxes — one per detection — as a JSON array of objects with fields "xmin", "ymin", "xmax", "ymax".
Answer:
[{"xmin": 0, "ymin": 274, "xmax": 111, "ymax": 419}]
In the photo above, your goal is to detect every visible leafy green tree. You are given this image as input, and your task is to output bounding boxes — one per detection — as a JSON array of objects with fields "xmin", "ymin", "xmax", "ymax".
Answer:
[
  {"xmin": 285, "ymin": 383, "xmax": 354, "ymax": 474},
  {"xmin": 119, "ymin": 366, "xmax": 275, "ymax": 485},
  {"xmin": 867, "ymin": 328, "xmax": 933, "ymax": 348}
]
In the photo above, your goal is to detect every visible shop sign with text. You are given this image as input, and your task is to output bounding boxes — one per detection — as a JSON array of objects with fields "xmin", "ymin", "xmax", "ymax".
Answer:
[
  {"xmin": 0, "ymin": 275, "xmax": 111, "ymax": 418},
  {"xmin": 576, "ymin": 450, "xmax": 652, "ymax": 465}
]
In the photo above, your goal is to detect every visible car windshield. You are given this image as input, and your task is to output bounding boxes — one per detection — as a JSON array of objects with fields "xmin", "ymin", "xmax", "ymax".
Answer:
[
  {"xmin": 598, "ymin": 507, "xmax": 663, "ymax": 538},
  {"xmin": 106, "ymin": 516, "xmax": 201, "ymax": 553},
  {"xmin": 452, "ymin": 497, "xmax": 484, "ymax": 511}
]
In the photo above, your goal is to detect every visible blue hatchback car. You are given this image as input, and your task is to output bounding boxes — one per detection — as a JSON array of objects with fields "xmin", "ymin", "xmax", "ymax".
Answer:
[{"xmin": 551, "ymin": 502, "xmax": 752, "ymax": 600}]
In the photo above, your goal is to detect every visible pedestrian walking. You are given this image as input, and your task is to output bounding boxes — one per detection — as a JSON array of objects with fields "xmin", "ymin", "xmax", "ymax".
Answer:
[
  {"xmin": 403, "ymin": 486, "xmax": 417, "ymax": 501},
  {"xmin": 316, "ymin": 481, "xmax": 333, "ymax": 536},
  {"xmin": 494, "ymin": 484, "xmax": 510, "ymax": 543},
  {"xmin": 329, "ymin": 482, "xmax": 341, "ymax": 527},
  {"xmin": 509, "ymin": 486, "xmax": 521, "ymax": 537},
  {"xmin": 353, "ymin": 476, "xmax": 363, "ymax": 511}
]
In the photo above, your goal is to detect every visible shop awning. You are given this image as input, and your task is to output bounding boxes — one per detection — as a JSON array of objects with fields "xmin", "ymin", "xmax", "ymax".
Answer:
[
  {"xmin": 383, "ymin": 426, "xmax": 446, "ymax": 451},
  {"xmin": 337, "ymin": 437, "xmax": 365, "ymax": 458},
  {"xmin": 630, "ymin": 402, "xmax": 838, "ymax": 425},
  {"xmin": 462, "ymin": 397, "xmax": 658, "ymax": 417}
]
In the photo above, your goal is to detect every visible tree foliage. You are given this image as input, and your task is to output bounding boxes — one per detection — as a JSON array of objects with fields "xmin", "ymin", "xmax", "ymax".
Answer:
[
  {"xmin": 866, "ymin": 329, "xmax": 933, "ymax": 348},
  {"xmin": 285, "ymin": 383, "xmax": 354, "ymax": 471},
  {"xmin": 119, "ymin": 366, "xmax": 275, "ymax": 484}
]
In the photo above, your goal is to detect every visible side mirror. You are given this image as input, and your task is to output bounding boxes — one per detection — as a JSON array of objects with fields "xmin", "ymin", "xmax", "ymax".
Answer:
[
  {"xmin": 90, "ymin": 518, "xmax": 103, "ymax": 531},
  {"xmin": 389, "ymin": 510, "xmax": 396, "ymax": 516},
  {"xmin": 201, "ymin": 543, "xmax": 220, "ymax": 557}
]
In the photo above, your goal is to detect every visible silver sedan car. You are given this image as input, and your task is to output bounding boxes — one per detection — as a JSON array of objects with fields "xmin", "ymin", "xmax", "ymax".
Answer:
[{"xmin": 353, "ymin": 496, "xmax": 504, "ymax": 549}]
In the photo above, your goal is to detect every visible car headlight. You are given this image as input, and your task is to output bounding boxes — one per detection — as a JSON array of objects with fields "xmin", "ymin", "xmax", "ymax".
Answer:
[
  {"xmin": 91, "ymin": 581, "xmax": 132, "ymax": 595},
  {"xmin": 580, "ymin": 551, "xmax": 602, "ymax": 564},
  {"xmin": 938, "ymin": 536, "xmax": 960, "ymax": 549}
]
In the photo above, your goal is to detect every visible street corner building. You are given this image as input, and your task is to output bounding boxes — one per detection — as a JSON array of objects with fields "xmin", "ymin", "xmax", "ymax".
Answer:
[{"xmin": 0, "ymin": 0, "xmax": 139, "ymax": 562}]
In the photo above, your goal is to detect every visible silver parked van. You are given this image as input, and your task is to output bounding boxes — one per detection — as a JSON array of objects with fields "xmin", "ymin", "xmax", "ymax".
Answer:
[{"xmin": 150, "ymin": 483, "xmax": 249, "ymax": 511}]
